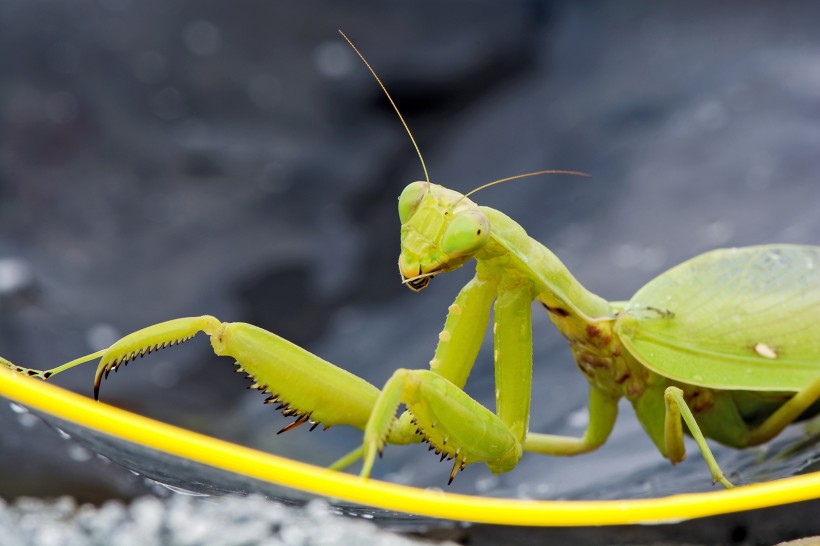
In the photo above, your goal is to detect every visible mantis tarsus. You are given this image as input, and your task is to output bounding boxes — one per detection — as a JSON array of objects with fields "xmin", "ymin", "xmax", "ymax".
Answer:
[{"xmin": 3, "ymin": 32, "xmax": 819, "ymax": 489}]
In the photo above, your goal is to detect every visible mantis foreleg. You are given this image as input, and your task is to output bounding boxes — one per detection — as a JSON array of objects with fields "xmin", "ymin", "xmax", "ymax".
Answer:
[
  {"xmin": 8, "ymin": 316, "xmax": 384, "ymax": 433},
  {"xmin": 493, "ymin": 278, "xmax": 533, "ymax": 443},
  {"xmin": 2, "ymin": 351, "xmax": 109, "ymax": 380},
  {"xmin": 1, "ymin": 355, "xmax": 48, "ymax": 378},
  {"xmin": 361, "ymin": 273, "xmax": 531, "ymax": 481},
  {"xmin": 361, "ymin": 368, "xmax": 521, "ymax": 483},
  {"xmin": 360, "ymin": 276, "xmax": 621, "ymax": 481},
  {"xmin": 428, "ymin": 273, "xmax": 497, "ymax": 388}
]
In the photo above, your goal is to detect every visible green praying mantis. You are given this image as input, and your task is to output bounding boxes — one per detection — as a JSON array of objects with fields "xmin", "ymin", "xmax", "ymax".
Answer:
[{"xmin": 2, "ymin": 32, "xmax": 819, "ymax": 489}]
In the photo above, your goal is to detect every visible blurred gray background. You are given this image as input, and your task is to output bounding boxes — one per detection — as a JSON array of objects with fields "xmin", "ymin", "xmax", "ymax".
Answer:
[{"xmin": 1, "ymin": 0, "xmax": 819, "ymax": 544}]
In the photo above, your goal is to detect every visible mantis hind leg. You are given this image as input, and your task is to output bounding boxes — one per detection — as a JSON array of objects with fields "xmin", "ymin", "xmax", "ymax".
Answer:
[
  {"xmin": 664, "ymin": 386, "xmax": 734, "ymax": 488},
  {"xmin": 745, "ymin": 376, "xmax": 820, "ymax": 446}
]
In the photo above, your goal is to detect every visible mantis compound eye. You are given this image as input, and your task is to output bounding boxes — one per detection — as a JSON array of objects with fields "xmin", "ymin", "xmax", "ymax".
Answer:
[
  {"xmin": 398, "ymin": 181, "xmax": 428, "ymax": 224},
  {"xmin": 441, "ymin": 211, "xmax": 490, "ymax": 258}
]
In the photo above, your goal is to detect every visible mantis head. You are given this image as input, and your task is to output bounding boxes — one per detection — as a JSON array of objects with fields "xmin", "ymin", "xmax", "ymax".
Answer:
[{"xmin": 398, "ymin": 181, "xmax": 491, "ymax": 291}]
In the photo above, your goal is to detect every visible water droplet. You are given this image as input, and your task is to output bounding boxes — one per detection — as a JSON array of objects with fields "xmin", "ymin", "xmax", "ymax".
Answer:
[
  {"xmin": 474, "ymin": 474, "xmax": 500, "ymax": 493},
  {"xmin": 639, "ymin": 245, "xmax": 667, "ymax": 272},
  {"xmin": 765, "ymin": 250, "xmax": 784, "ymax": 264},
  {"xmin": 95, "ymin": 453, "xmax": 111, "ymax": 464},
  {"xmin": 610, "ymin": 243, "xmax": 666, "ymax": 271},
  {"xmin": 0, "ymin": 257, "xmax": 34, "ymax": 296},
  {"xmin": 9, "ymin": 402, "xmax": 29, "ymax": 414},
  {"xmin": 745, "ymin": 156, "xmax": 774, "ymax": 191},
  {"xmin": 515, "ymin": 483, "xmax": 531, "ymax": 499},
  {"xmin": 182, "ymin": 20, "xmax": 222, "ymax": 56},
  {"xmin": 313, "ymin": 41, "xmax": 355, "ymax": 79},
  {"xmin": 67, "ymin": 444, "xmax": 92, "ymax": 462},
  {"xmin": 694, "ymin": 99, "xmax": 728, "ymax": 131},
  {"xmin": 534, "ymin": 482, "xmax": 552, "ymax": 495},
  {"xmin": 155, "ymin": 483, "xmax": 209, "ymax": 496},
  {"xmin": 16, "ymin": 412, "xmax": 38, "ymax": 428},
  {"xmin": 703, "ymin": 220, "xmax": 734, "ymax": 246},
  {"xmin": 566, "ymin": 406, "xmax": 589, "ymax": 428},
  {"xmin": 86, "ymin": 323, "xmax": 121, "ymax": 351},
  {"xmin": 611, "ymin": 243, "xmax": 642, "ymax": 269}
]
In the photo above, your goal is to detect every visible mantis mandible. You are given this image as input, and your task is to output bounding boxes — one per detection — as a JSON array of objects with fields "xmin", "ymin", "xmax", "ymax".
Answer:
[{"xmin": 3, "ymin": 32, "xmax": 820, "ymax": 489}]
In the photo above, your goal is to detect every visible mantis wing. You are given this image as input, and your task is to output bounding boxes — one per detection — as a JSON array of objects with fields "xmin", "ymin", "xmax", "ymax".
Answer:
[{"xmin": 615, "ymin": 245, "xmax": 820, "ymax": 391}]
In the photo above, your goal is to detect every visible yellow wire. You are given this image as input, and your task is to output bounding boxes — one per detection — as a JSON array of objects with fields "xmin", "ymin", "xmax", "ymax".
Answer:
[{"xmin": 0, "ymin": 367, "xmax": 817, "ymax": 526}]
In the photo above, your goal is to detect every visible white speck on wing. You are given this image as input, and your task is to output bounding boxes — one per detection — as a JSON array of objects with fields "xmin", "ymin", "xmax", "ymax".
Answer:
[{"xmin": 754, "ymin": 342, "xmax": 778, "ymax": 359}]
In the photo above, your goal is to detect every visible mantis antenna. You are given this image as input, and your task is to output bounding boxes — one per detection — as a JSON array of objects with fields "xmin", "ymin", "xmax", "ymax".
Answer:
[
  {"xmin": 447, "ymin": 169, "xmax": 591, "ymax": 211},
  {"xmin": 338, "ymin": 31, "xmax": 588, "ymax": 205},
  {"xmin": 461, "ymin": 170, "xmax": 590, "ymax": 200},
  {"xmin": 338, "ymin": 30, "xmax": 431, "ymax": 187}
]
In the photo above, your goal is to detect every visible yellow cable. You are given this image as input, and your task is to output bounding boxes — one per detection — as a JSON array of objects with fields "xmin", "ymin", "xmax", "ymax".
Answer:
[{"xmin": 0, "ymin": 367, "xmax": 817, "ymax": 526}]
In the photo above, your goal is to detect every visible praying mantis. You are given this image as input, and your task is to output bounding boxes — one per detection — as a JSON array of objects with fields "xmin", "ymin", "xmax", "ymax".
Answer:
[{"xmin": 2, "ymin": 32, "xmax": 819, "ymax": 489}]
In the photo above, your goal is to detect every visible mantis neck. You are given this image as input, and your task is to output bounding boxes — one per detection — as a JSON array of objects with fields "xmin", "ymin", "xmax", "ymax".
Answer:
[{"xmin": 477, "ymin": 206, "xmax": 614, "ymax": 328}]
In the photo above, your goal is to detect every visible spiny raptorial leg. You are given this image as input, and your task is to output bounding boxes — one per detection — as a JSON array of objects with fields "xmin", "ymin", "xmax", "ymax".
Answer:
[{"xmin": 234, "ymin": 361, "xmax": 327, "ymax": 434}]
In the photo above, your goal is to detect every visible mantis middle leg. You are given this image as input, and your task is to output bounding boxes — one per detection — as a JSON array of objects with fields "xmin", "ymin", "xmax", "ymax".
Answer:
[
  {"xmin": 664, "ymin": 386, "xmax": 733, "ymax": 488},
  {"xmin": 522, "ymin": 386, "xmax": 619, "ymax": 456}
]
